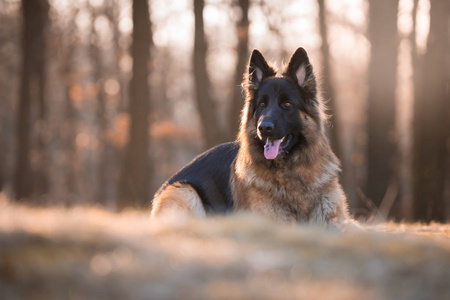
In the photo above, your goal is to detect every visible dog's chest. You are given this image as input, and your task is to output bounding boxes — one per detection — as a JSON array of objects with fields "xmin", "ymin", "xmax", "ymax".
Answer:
[{"xmin": 243, "ymin": 171, "xmax": 320, "ymax": 222}]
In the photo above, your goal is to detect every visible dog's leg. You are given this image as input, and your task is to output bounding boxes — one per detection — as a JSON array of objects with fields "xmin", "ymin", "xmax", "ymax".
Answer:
[
  {"xmin": 151, "ymin": 183, "xmax": 206, "ymax": 218},
  {"xmin": 309, "ymin": 189, "xmax": 360, "ymax": 231}
]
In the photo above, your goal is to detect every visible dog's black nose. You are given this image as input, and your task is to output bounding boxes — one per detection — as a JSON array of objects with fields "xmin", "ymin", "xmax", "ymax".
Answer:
[{"xmin": 258, "ymin": 120, "xmax": 274, "ymax": 135}]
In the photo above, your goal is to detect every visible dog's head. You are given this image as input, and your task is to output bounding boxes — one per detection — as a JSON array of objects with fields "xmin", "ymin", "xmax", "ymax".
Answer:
[{"xmin": 240, "ymin": 47, "xmax": 326, "ymax": 161}]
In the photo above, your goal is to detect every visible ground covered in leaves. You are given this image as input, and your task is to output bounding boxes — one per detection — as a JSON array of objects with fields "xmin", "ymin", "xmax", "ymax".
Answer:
[{"xmin": 0, "ymin": 197, "xmax": 449, "ymax": 300}]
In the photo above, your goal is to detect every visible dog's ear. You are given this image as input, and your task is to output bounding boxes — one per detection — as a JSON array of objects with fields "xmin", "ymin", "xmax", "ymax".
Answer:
[
  {"xmin": 283, "ymin": 47, "xmax": 317, "ymax": 95},
  {"xmin": 245, "ymin": 49, "xmax": 276, "ymax": 92}
]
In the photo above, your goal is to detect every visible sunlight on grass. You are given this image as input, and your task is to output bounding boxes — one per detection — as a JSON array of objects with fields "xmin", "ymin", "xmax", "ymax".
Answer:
[{"xmin": 0, "ymin": 193, "xmax": 449, "ymax": 299}]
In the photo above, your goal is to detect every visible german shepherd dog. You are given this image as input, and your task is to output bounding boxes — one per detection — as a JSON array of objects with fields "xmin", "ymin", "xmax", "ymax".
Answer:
[{"xmin": 151, "ymin": 47, "xmax": 355, "ymax": 230}]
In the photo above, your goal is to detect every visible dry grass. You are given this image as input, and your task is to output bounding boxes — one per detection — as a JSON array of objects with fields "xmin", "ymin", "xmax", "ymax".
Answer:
[{"xmin": 0, "ymin": 194, "xmax": 449, "ymax": 300}]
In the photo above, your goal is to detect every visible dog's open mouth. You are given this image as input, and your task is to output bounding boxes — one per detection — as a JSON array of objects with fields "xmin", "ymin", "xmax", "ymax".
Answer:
[{"xmin": 264, "ymin": 134, "xmax": 293, "ymax": 160}]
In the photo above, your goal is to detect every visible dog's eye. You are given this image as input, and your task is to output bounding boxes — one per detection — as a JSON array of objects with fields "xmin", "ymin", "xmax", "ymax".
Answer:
[
  {"xmin": 259, "ymin": 101, "xmax": 266, "ymax": 107},
  {"xmin": 283, "ymin": 102, "xmax": 292, "ymax": 108}
]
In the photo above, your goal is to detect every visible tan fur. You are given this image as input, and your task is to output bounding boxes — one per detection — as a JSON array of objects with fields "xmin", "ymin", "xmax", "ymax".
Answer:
[
  {"xmin": 231, "ymin": 135, "xmax": 352, "ymax": 229},
  {"xmin": 151, "ymin": 183, "xmax": 205, "ymax": 218}
]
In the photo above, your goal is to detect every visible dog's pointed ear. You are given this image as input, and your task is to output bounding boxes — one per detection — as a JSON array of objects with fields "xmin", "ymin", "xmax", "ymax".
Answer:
[
  {"xmin": 246, "ymin": 49, "xmax": 276, "ymax": 92},
  {"xmin": 283, "ymin": 47, "xmax": 317, "ymax": 95}
]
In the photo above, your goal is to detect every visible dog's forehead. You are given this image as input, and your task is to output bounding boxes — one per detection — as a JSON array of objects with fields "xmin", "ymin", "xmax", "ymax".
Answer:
[{"xmin": 259, "ymin": 77, "xmax": 299, "ymax": 99}]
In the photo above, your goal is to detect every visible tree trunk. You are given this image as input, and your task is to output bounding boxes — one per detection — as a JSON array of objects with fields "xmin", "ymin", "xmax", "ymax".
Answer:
[
  {"xmin": 14, "ymin": 0, "xmax": 49, "ymax": 202},
  {"xmin": 366, "ymin": 0, "xmax": 399, "ymax": 213},
  {"xmin": 412, "ymin": 0, "xmax": 449, "ymax": 222},
  {"xmin": 61, "ymin": 19, "xmax": 78, "ymax": 206},
  {"xmin": 193, "ymin": 0, "xmax": 223, "ymax": 148},
  {"xmin": 105, "ymin": 1, "xmax": 127, "ymax": 113},
  {"xmin": 34, "ymin": 13, "xmax": 49, "ymax": 199},
  {"xmin": 317, "ymin": 0, "xmax": 340, "ymax": 160},
  {"xmin": 117, "ymin": 0, "xmax": 152, "ymax": 210},
  {"xmin": 89, "ymin": 9, "xmax": 109, "ymax": 205},
  {"xmin": 228, "ymin": 0, "xmax": 249, "ymax": 141}
]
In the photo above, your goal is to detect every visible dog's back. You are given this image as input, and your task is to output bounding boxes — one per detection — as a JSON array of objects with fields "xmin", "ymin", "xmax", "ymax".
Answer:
[{"xmin": 151, "ymin": 142, "xmax": 239, "ymax": 217}]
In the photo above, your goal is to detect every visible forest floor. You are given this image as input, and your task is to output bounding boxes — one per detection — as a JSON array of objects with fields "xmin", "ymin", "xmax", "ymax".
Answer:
[{"xmin": 0, "ymin": 194, "xmax": 449, "ymax": 300}]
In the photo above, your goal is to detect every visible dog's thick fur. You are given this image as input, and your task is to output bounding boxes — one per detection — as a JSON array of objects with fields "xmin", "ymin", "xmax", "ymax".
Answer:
[{"xmin": 151, "ymin": 47, "xmax": 354, "ymax": 229}]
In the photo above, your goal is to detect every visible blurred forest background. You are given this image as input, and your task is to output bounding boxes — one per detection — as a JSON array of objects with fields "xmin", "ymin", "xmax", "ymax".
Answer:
[{"xmin": 0, "ymin": 0, "xmax": 448, "ymax": 222}]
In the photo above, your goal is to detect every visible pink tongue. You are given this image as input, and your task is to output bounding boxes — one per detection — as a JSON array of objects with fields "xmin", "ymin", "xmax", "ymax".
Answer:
[{"xmin": 264, "ymin": 138, "xmax": 282, "ymax": 160}]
